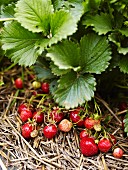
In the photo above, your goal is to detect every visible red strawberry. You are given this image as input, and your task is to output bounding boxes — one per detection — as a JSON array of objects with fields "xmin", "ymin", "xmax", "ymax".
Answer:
[
  {"xmin": 43, "ymin": 124, "xmax": 57, "ymax": 139},
  {"xmin": 41, "ymin": 82, "xmax": 49, "ymax": 94},
  {"xmin": 50, "ymin": 108, "xmax": 64, "ymax": 123},
  {"xmin": 98, "ymin": 138, "xmax": 112, "ymax": 153},
  {"xmin": 113, "ymin": 147, "xmax": 124, "ymax": 158},
  {"xmin": 21, "ymin": 122, "xmax": 34, "ymax": 139},
  {"xmin": 18, "ymin": 103, "xmax": 35, "ymax": 113},
  {"xmin": 69, "ymin": 108, "xmax": 85, "ymax": 127},
  {"xmin": 58, "ymin": 119, "xmax": 72, "ymax": 132},
  {"xmin": 80, "ymin": 129, "xmax": 89, "ymax": 139},
  {"xmin": 20, "ymin": 109, "xmax": 33, "ymax": 122},
  {"xmin": 84, "ymin": 117, "xmax": 100, "ymax": 130},
  {"xmin": 80, "ymin": 137, "xmax": 99, "ymax": 156},
  {"xmin": 18, "ymin": 103, "xmax": 27, "ymax": 113},
  {"xmin": 15, "ymin": 78, "xmax": 23, "ymax": 89},
  {"xmin": 33, "ymin": 111, "xmax": 44, "ymax": 124}
]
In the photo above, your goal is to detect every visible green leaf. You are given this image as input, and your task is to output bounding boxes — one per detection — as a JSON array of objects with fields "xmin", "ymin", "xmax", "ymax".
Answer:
[
  {"xmin": 83, "ymin": 0, "xmax": 101, "ymax": 12},
  {"xmin": 15, "ymin": 0, "xmax": 54, "ymax": 34},
  {"xmin": 119, "ymin": 28, "xmax": 128, "ymax": 37},
  {"xmin": 1, "ymin": 21, "xmax": 42, "ymax": 66},
  {"xmin": 108, "ymin": 33, "xmax": 128, "ymax": 55},
  {"xmin": 46, "ymin": 40, "xmax": 81, "ymax": 71},
  {"xmin": 1, "ymin": 3, "xmax": 15, "ymax": 19},
  {"xmin": 34, "ymin": 65, "xmax": 55, "ymax": 80},
  {"xmin": 124, "ymin": 112, "xmax": 128, "ymax": 135},
  {"xmin": 66, "ymin": 0, "xmax": 84, "ymax": 21},
  {"xmin": 54, "ymin": 71, "xmax": 96, "ymax": 109},
  {"xmin": 119, "ymin": 56, "xmax": 128, "ymax": 73},
  {"xmin": 50, "ymin": 62, "xmax": 70, "ymax": 76},
  {"xmin": 35, "ymin": 9, "xmax": 79, "ymax": 53},
  {"xmin": 49, "ymin": 9, "xmax": 78, "ymax": 46},
  {"xmin": 80, "ymin": 34, "xmax": 112, "ymax": 74},
  {"xmin": 83, "ymin": 13, "xmax": 112, "ymax": 35}
]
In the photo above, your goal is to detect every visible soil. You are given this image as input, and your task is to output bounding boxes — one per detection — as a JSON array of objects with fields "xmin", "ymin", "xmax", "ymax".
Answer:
[{"xmin": 0, "ymin": 60, "xmax": 128, "ymax": 170}]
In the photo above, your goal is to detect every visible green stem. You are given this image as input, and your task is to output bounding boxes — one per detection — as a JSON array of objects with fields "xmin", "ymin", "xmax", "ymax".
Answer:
[{"xmin": 0, "ymin": 18, "xmax": 16, "ymax": 22}]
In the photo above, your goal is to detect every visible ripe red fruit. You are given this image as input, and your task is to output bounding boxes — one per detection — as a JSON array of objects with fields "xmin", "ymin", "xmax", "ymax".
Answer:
[
  {"xmin": 58, "ymin": 119, "xmax": 73, "ymax": 132},
  {"xmin": 33, "ymin": 111, "xmax": 44, "ymax": 123},
  {"xmin": 43, "ymin": 124, "xmax": 57, "ymax": 139},
  {"xmin": 41, "ymin": 82, "xmax": 49, "ymax": 94},
  {"xmin": 80, "ymin": 137, "xmax": 99, "ymax": 156},
  {"xmin": 18, "ymin": 103, "xmax": 27, "ymax": 113},
  {"xmin": 69, "ymin": 108, "xmax": 85, "ymax": 127},
  {"xmin": 32, "ymin": 111, "xmax": 44, "ymax": 123},
  {"xmin": 84, "ymin": 117, "xmax": 100, "ymax": 130},
  {"xmin": 113, "ymin": 147, "xmax": 124, "ymax": 158},
  {"xmin": 20, "ymin": 109, "xmax": 33, "ymax": 122},
  {"xmin": 98, "ymin": 138, "xmax": 112, "ymax": 153},
  {"xmin": 80, "ymin": 129, "xmax": 89, "ymax": 139},
  {"xmin": 15, "ymin": 78, "xmax": 23, "ymax": 89},
  {"xmin": 50, "ymin": 108, "xmax": 64, "ymax": 123},
  {"xmin": 21, "ymin": 122, "xmax": 33, "ymax": 138}
]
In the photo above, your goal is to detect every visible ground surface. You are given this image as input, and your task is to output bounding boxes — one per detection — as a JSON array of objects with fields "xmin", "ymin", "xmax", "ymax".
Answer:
[{"xmin": 0, "ymin": 61, "xmax": 128, "ymax": 170}]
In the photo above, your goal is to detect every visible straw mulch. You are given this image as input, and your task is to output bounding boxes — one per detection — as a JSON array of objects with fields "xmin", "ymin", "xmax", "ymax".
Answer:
[{"xmin": 0, "ymin": 64, "xmax": 128, "ymax": 170}]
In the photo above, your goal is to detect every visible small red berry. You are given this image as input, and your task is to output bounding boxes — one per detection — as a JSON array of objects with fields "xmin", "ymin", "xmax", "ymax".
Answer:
[
  {"xmin": 98, "ymin": 138, "xmax": 112, "ymax": 153},
  {"xmin": 20, "ymin": 109, "xmax": 33, "ymax": 122},
  {"xmin": 33, "ymin": 111, "xmax": 44, "ymax": 123},
  {"xmin": 69, "ymin": 108, "xmax": 85, "ymax": 127},
  {"xmin": 18, "ymin": 103, "xmax": 27, "ymax": 113},
  {"xmin": 80, "ymin": 137, "xmax": 99, "ymax": 156},
  {"xmin": 84, "ymin": 117, "xmax": 95, "ymax": 129},
  {"xmin": 41, "ymin": 82, "xmax": 49, "ymax": 94},
  {"xmin": 50, "ymin": 108, "xmax": 64, "ymax": 123},
  {"xmin": 43, "ymin": 124, "xmax": 57, "ymax": 139},
  {"xmin": 58, "ymin": 119, "xmax": 73, "ymax": 132},
  {"xmin": 80, "ymin": 129, "xmax": 89, "ymax": 139},
  {"xmin": 21, "ymin": 122, "xmax": 33, "ymax": 139},
  {"xmin": 113, "ymin": 148, "xmax": 124, "ymax": 158},
  {"xmin": 84, "ymin": 117, "xmax": 100, "ymax": 130},
  {"xmin": 15, "ymin": 78, "xmax": 23, "ymax": 89}
]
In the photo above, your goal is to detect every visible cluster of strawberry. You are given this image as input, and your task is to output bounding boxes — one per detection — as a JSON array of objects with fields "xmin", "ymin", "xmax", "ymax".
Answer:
[
  {"xmin": 15, "ymin": 77, "xmax": 124, "ymax": 159},
  {"xmin": 17, "ymin": 103, "xmax": 124, "ymax": 159}
]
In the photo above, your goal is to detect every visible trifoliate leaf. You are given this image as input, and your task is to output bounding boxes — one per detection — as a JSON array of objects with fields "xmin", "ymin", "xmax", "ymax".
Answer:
[
  {"xmin": 54, "ymin": 71, "xmax": 96, "ymax": 109},
  {"xmin": 80, "ymin": 34, "xmax": 111, "ymax": 74},
  {"xmin": 50, "ymin": 62, "xmax": 70, "ymax": 76},
  {"xmin": 119, "ymin": 56, "xmax": 128, "ymax": 73},
  {"xmin": 83, "ymin": 13, "xmax": 112, "ymax": 35},
  {"xmin": 15, "ymin": 0, "xmax": 54, "ymax": 34},
  {"xmin": 46, "ymin": 40, "xmax": 81, "ymax": 71},
  {"xmin": 1, "ymin": 21, "xmax": 42, "ymax": 66}
]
